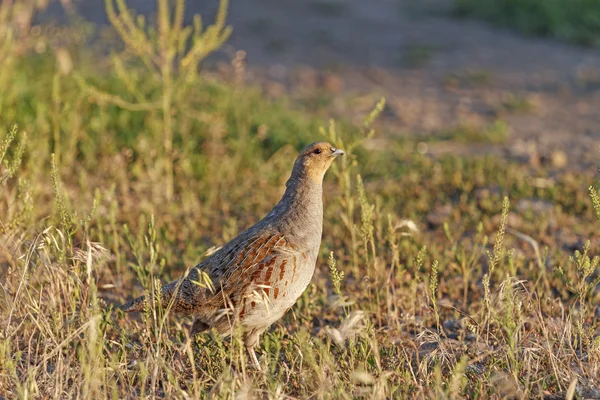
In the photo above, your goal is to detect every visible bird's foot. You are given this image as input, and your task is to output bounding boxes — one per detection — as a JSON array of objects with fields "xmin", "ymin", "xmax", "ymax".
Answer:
[{"xmin": 247, "ymin": 346, "xmax": 262, "ymax": 372}]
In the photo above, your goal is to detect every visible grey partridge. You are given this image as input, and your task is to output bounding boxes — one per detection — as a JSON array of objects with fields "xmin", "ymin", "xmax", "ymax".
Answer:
[{"xmin": 119, "ymin": 142, "xmax": 344, "ymax": 369}]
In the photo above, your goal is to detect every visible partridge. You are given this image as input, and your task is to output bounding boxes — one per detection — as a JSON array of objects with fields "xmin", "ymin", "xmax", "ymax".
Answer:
[{"xmin": 119, "ymin": 142, "xmax": 344, "ymax": 369}]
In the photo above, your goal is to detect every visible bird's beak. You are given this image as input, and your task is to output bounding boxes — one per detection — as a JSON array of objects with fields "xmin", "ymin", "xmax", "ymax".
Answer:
[{"xmin": 331, "ymin": 148, "xmax": 345, "ymax": 157}]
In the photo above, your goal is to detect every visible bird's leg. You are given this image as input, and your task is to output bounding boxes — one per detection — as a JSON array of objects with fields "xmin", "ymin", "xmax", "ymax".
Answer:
[
  {"xmin": 247, "ymin": 346, "xmax": 261, "ymax": 371},
  {"xmin": 244, "ymin": 328, "xmax": 266, "ymax": 371}
]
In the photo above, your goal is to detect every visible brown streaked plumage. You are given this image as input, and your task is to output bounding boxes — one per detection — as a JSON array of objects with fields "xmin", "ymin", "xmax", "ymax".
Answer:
[{"xmin": 119, "ymin": 142, "xmax": 344, "ymax": 370}]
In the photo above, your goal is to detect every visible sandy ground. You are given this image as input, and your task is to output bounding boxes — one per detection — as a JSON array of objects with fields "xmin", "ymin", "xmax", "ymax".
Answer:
[{"xmin": 44, "ymin": 0, "xmax": 600, "ymax": 169}]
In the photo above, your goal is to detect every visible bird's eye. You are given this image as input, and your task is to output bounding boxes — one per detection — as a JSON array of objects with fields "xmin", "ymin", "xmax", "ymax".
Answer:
[{"xmin": 313, "ymin": 148, "xmax": 322, "ymax": 155}]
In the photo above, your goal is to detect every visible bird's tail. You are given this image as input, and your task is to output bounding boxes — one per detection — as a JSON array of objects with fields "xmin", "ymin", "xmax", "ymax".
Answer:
[
  {"xmin": 118, "ymin": 280, "xmax": 180, "ymax": 313},
  {"xmin": 118, "ymin": 294, "xmax": 147, "ymax": 312}
]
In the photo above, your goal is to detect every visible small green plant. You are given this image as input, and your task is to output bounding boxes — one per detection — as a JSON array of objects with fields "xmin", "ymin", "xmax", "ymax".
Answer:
[
  {"xmin": 0, "ymin": 125, "xmax": 26, "ymax": 185},
  {"xmin": 429, "ymin": 259, "xmax": 440, "ymax": 330},
  {"xmin": 50, "ymin": 154, "xmax": 76, "ymax": 243},
  {"xmin": 0, "ymin": 125, "xmax": 31, "ymax": 235},
  {"xmin": 357, "ymin": 174, "xmax": 376, "ymax": 263},
  {"xmin": 446, "ymin": 221, "xmax": 489, "ymax": 308},
  {"xmin": 328, "ymin": 251, "xmax": 345, "ymax": 296},
  {"xmin": 415, "ymin": 245, "xmax": 427, "ymax": 272},
  {"xmin": 497, "ymin": 277, "xmax": 524, "ymax": 379},
  {"xmin": 123, "ymin": 215, "xmax": 166, "ymax": 301},
  {"xmin": 559, "ymin": 240, "xmax": 600, "ymax": 303},
  {"xmin": 483, "ymin": 196, "xmax": 510, "ymax": 338},
  {"xmin": 557, "ymin": 187, "xmax": 600, "ymax": 328},
  {"xmin": 558, "ymin": 237, "xmax": 600, "ymax": 355}
]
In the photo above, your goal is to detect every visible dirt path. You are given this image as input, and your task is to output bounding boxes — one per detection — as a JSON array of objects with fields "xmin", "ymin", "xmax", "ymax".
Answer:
[{"xmin": 51, "ymin": 0, "xmax": 600, "ymax": 169}]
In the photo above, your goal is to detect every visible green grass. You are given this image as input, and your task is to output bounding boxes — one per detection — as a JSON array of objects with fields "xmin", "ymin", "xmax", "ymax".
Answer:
[
  {"xmin": 1, "ymin": 0, "xmax": 600, "ymax": 398},
  {"xmin": 455, "ymin": 0, "xmax": 600, "ymax": 47}
]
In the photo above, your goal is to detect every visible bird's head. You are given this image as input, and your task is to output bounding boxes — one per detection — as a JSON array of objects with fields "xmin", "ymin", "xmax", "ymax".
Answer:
[{"xmin": 293, "ymin": 141, "xmax": 345, "ymax": 184}]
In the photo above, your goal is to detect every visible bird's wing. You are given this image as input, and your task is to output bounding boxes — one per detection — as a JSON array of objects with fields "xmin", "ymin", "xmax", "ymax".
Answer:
[
  {"xmin": 164, "ymin": 231, "xmax": 301, "ymax": 316},
  {"xmin": 214, "ymin": 231, "xmax": 291, "ymax": 287},
  {"xmin": 208, "ymin": 231, "xmax": 304, "ymax": 323}
]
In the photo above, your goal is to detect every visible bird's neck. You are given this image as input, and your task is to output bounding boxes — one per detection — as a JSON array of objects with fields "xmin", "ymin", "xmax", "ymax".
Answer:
[
  {"xmin": 271, "ymin": 168, "xmax": 324, "ymax": 245},
  {"xmin": 282, "ymin": 174, "xmax": 323, "ymax": 212}
]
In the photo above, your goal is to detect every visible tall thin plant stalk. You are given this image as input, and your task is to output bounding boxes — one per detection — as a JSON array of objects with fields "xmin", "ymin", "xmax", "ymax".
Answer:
[{"xmin": 79, "ymin": 0, "xmax": 231, "ymax": 200}]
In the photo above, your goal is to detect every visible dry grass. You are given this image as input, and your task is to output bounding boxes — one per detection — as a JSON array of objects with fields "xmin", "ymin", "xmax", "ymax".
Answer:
[{"xmin": 1, "ymin": 0, "xmax": 600, "ymax": 398}]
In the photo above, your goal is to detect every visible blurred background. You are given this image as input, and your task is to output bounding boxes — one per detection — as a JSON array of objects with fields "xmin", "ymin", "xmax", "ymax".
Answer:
[{"xmin": 33, "ymin": 0, "xmax": 600, "ymax": 168}]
